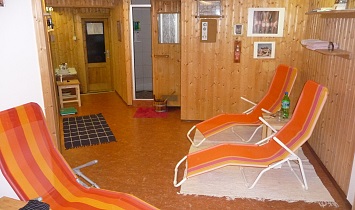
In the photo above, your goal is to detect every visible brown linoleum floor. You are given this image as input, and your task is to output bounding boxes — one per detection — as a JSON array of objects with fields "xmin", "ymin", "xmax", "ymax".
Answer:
[{"xmin": 60, "ymin": 92, "xmax": 351, "ymax": 210}]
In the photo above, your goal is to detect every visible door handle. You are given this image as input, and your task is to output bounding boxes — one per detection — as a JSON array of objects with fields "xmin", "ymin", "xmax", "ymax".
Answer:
[
  {"xmin": 104, "ymin": 50, "xmax": 110, "ymax": 58},
  {"xmin": 154, "ymin": 54, "xmax": 169, "ymax": 58}
]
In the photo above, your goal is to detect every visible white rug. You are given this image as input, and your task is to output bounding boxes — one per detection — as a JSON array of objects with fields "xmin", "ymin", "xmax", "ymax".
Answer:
[{"xmin": 180, "ymin": 127, "xmax": 338, "ymax": 207}]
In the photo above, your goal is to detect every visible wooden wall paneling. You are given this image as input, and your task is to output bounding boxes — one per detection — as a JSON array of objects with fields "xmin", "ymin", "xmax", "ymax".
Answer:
[
  {"xmin": 45, "ymin": 0, "xmax": 118, "ymax": 8},
  {"xmin": 122, "ymin": 0, "xmax": 133, "ymax": 104},
  {"xmin": 155, "ymin": 0, "xmax": 181, "ymax": 13},
  {"xmin": 51, "ymin": 8, "xmax": 85, "ymax": 92},
  {"xmin": 349, "ymin": 0, "xmax": 355, "ymax": 8},
  {"xmin": 33, "ymin": 0, "xmax": 60, "ymax": 149},
  {"xmin": 180, "ymin": 0, "xmax": 308, "ymax": 120},
  {"xmin": 331, "ymin": 19, "xmax": 352, "ymax": 188},
  {"xmin": 302, "ymin": 1, "xmax": 355, "ymax": 194},
  {"xmin": 110, "ymin": 4, "xmax": 120, "ymax": 96},
  {"xmin": 123, "ymin": 0, "xmax": 133, "ymax": 104}
]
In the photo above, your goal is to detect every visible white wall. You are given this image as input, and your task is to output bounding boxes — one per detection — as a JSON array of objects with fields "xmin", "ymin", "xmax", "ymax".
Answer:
[
  {"xmin": 0, "ymin": 0, "xmax": 45, "ymax": 199},
  {"xmin": 0, "ymin": 0, "xmax": 44, "ymax": 111},
  {"xmin": 133, "ymin": 7, "xmax": 152, "ymax": 92},
  {"xmin": 348, "ymin": 152, "xmax": 355, "ymax": 206}
]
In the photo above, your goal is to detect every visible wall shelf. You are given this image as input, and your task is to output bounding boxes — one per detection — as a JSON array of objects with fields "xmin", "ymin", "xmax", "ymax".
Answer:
[
  {"xmin": 303, "ymin": 9, "xmax": 354, "ymax": 59},
  {"xmin": 302, "ymin": 43, "xmax": 351, "ymax": 59},
  {"xmin": 314, "ymin": 49, "xmax": 351, "ymax": 59},
  {"xmin": 306, "ymin": 9, "xmax": 355, "ymax": 18}
]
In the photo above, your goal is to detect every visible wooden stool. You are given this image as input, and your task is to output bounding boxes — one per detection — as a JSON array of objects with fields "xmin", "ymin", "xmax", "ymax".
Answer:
[{"xmin": 57, "ymin": 79, "xmax": 81, "ymax": 108}]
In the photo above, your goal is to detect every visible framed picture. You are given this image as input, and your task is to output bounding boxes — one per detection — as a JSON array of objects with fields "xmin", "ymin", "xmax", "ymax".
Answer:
[
  {"xmin": 234, "ymin": 24, "xmax": 243, "ymax": 35},
  {"xmin": 197, "ymin": 0, "xmax": 222, "ymax": 17},
  {"xmin": 253, "ymin": 42, "xmax": 275, "ymax": 59},
  {"xmin": 333, "ymin": 0, "xmax": 347, "ymax": 10},
  {"xmin": 247, "ymin": 8, "xmax": 285, "ymax": 37}
]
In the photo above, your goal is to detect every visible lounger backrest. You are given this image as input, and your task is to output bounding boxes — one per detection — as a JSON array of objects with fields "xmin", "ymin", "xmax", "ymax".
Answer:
[
  {"xmin": 273, "ymin": 80, "xmax": 328, "ymax": 157},
  {"xmin": 185, "ymin": 81, "xmax": 327, "ymax": 178},
  {"xmin": 0, "ymin": 103, "xmax": 156, "ymax": 209},
  {"xmin": 252, "ymin": 64, "xmax": 297, "ymax": 117},
  {"xmin": 0, "ymin": 102, "xmax": 69, "ymax": 201}
]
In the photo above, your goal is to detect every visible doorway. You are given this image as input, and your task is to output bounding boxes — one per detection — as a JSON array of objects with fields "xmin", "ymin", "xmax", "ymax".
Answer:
[
  {"xmin": 130, "ymin": 5, "xmax": 153, "ymax": 100},
  {"xmin": 82, "ymin": 18, "xmax": 112, "ymax": 92}
]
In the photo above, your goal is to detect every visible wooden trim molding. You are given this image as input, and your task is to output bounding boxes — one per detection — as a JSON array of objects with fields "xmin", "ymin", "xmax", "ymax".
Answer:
[{"xmin": 32, "ymin": 0, "xmax": 60, "ymax": 150}]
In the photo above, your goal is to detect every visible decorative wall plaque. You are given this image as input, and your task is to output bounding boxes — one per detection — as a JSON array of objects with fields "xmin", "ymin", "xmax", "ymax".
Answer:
[{"xmin": 196, "ymin": 0, "xmax": 222, "ymax": 18}]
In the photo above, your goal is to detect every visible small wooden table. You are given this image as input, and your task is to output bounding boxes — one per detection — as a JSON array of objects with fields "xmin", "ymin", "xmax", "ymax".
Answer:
[
  {"xmin": 57, "ymin": 79, "xmax": 81, "ymax": 109},
  {"xmin": 0, "ymin": 197, "xmax": 26, "ymax": 209},
  {"xmin": 261, "ymin": 113, "xmax": 291, "ymax": 139}
]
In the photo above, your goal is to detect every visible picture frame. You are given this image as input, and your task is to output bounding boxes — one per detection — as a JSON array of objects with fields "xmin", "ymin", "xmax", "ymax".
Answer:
[
  {"xmin": 253, "ymin": 42, "xmax": 275, "ymax": 59},
  {"xmin": 333, "ymin": 0, "xmax": 347, "ymax": 10},
  {"xmin": 247, "ymin": 8, "xmax": 285, "ymax": 37},
  {"xmin": 196, "ymin": 0, "xmax": 222, "ymax": 18},
  {"xmin": 234, "ymin": 24, "xmax": 243, "ymax": 35}
]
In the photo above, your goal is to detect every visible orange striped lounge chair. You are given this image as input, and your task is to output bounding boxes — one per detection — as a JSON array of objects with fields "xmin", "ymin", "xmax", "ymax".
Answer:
[
  {"xmin": 187, "ymin": 64, "xmax": 298, "ymax": 147},
  {"xmin": 0, "ymin": 102, "xmax": 157, "ymax": 210},
  {"xmin": 175, "ymin": 80, "xmax": 328, "ymax": 190}
]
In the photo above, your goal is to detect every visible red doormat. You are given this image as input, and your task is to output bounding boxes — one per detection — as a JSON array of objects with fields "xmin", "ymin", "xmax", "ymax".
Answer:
[{"xmin": 133, "ymin": 107, "xmax": 168, "ymax": 118}]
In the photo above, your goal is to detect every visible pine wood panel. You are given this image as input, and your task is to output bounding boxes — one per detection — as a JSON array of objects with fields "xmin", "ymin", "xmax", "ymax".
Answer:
[
  {"xmin": 301, "ymin": 0, "xmax": 355, "ymax": 195},
  {"xmin": 45, "ymin": 0, "xmax": 117, "ymax": 8},
  {"xmin": 34, "ymin": 0, "xmax": 60, "ymax": 149},
  {"xmin": 180, "ymin": 0, "xmax": 307, "ymax": 120}
]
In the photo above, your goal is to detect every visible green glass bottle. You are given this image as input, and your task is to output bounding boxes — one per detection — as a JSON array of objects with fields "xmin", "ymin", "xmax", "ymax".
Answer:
[{"xmin": 281, "ymin": 92, "xmax": 290, "ymax": 119}]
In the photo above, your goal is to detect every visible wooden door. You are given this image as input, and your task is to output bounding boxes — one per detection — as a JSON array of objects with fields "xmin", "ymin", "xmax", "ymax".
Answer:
[
  {"xmin": 151, "ymin": 0, "xmax": 181, "ymax": 106},
  {"xmin": 83, "ymin": 19, "xmax": 112, "ymax": 92}
]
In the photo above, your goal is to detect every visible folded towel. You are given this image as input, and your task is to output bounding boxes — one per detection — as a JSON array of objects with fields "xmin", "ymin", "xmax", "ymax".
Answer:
[
  {"xmin": 301, "ymin": 39, "xmax": 338, "ymax": 50},
  {"xmin": 301, "ymin": 39, "xmax": 323, "ymax": 45}
]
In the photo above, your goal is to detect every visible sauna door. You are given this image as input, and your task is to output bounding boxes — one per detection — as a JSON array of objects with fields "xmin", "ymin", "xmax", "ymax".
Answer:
[
  {"xmin": 151, "ymin": 0, "xmax": 181, "ymax": 106},
  {"xmin": 83, "ymin": 19, "xmax": 112, "ymax": 92}
]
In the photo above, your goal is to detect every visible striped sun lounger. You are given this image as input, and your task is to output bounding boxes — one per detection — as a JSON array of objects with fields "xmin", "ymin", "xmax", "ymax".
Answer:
[
  {"xmin": 0, "ymin": 102, "xmax": 157, "ymax": 210},
  {"xmin": 187, "ymin": 64, "xmax": 298, "ymax": 147},
  {"xmin": 175, "ymin": 80, "xmax": 328, "ymax": 190}
]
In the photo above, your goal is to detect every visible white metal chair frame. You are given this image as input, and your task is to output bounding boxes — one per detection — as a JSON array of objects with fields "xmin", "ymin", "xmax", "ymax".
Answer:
[
  {"xmin": 174, "ymin": 116, "xmax": 308, "ymax": 190},
  {"xmin": 73, "ymin": 160, "xmax": 100, "ymax": 188},
  {"xmin": 187, "ymin": 97, "xmax": 273, "ymax": 147}
]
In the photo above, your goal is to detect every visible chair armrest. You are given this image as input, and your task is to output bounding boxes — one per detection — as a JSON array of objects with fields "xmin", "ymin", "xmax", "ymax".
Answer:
[
  {"xmin": 259, "ymin": 116, "xmax": 298, "ymax": 158},
  {"xmin": 255, "ymin": 134, "xmax": 274, "ymax": 146},
  {"xmin": 261, "ymin": 108, "xmax": 272, "ymax": 114},
  {"xmin": 241, "ymin": 97, "xmax": 257, "ymax": 114},
  {"xmin": 258, "ymin": 116, "xmax": 278, "ymax": 133},
  {"xmin": 240, "ymin": 97, "xmax": 257, "ymax": 106}
]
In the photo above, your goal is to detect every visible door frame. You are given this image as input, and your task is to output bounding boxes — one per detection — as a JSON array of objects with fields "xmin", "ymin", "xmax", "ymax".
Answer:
[
  {"xmin": 129, "ymin": 4, "xmax": 151, "ymax": 100},
  {"xmin": 82, "ymin": 18, "xmax": 113, "ymax": 92},
  {"xmin": 75, "ymin": 13, "xmax": 113, "ymax": 93}
]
